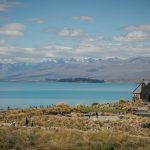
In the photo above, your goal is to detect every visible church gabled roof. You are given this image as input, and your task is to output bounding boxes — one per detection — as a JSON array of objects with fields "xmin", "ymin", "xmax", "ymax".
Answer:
[{"xmin": 133, "ymin": 81, "xmax": 149, "ymax": 94}]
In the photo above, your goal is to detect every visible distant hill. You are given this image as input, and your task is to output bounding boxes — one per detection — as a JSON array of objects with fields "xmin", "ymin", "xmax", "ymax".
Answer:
[
  {"xmin": 0, "ymin": 56, "xmax": 150, "ymax": 82},
  {"xmin": 46, "ymin": 78, "xmax": 104, "ymax": 83}
]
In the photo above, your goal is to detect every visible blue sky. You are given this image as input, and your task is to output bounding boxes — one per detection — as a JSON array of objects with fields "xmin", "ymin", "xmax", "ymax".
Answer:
[{"xmin": 0, "ymin": 0, "xmax": 150, "ymax": 62}]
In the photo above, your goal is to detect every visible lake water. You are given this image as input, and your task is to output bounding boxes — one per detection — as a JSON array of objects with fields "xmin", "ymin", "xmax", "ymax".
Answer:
[{"xmin": 0, "ymin": 82, "xmax": 137, "ymax": 108}]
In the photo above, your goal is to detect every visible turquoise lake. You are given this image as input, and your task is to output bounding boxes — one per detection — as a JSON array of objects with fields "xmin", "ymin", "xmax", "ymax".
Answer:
[{"xmin": 0, "ymin": 82, "xmax": 137, "ymax": 108}]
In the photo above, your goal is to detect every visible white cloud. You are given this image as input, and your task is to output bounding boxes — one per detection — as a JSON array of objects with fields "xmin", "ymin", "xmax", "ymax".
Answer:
[
  {"xmin": 0, "ymin": 39, "xmax": 6, "ymax": 45},
  {"xmin": 125, "ymin": 24, "xmax": 150, "ymax": 31},
  {"xmin": 72, "ymin": 16, "xmax": 94, "ymax": 21},
  {"xmin": 113, "ymin": 24, "xmax": 150, "ymax": 42},
  {"xmin": 35, "ymin": 37, "xmax": 150, "ymax": 59},
  {"xmin": 57, "ymin": 27, "xmax": 82, "ymax": 37},
  {"xmin": 72, "ymin": 41, "xmax": 150, "ymax": 58},
  {"xmin": 0, "ymin": 23, "xmax": 25, "ymax": 37},
  {"xmin": 113, "ymin": 31, "xmax": 148, "ymax": 42},
  {"xmin": 0, "ymin": 42, "xmax": 73, "ymax": 61},
  {"xmin": 0, "ymin": 0, "xmax": 22, "ymax": 12},
  {"xmin": 29, "ymin": 18, "xmax": 44, "ymax": 24},
  {"xmin": 44, "ymin": 44, "xmax": 72, "ymax": 50},
  {"xmin": 0, "ymin": 23, "xmax": 150, "ymax": 62},
  {"xmin": 0, "ymin": 46, "xmax": 40, "ymax": 61},
  {"xmin": 53, "ymin": 27, "xmax": 102, "ymax": 43},
  {"xmin": 0, "ymin": 40, "xmax": 150, "ymax": 62},
  {"xmin": 41, "ymin": 43, "xmax": 73, "ymax": 57}
]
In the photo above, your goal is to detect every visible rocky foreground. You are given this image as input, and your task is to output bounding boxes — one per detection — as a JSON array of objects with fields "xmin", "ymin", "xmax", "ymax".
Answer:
[{"xmin": 0, "ymin": 100, "xmax": 150, "ymax": 150}]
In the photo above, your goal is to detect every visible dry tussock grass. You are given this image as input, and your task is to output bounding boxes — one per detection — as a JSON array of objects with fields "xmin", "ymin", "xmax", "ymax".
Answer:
[
  {"xmin": 0, "ymin": 126, "xmax": 150, "ymax": 150},
  {"xmin": 0, "ymin": 101, "xmax": 150, "ymax": 149}
]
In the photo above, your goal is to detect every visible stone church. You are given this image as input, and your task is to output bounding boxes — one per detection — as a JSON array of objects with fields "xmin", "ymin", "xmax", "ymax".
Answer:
[{"xmin": 133, "ymin": 80, "xmax": 150, "ymax": 103}]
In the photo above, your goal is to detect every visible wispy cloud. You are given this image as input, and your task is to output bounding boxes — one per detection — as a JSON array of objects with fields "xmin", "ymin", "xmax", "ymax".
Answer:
[
  {"xmin": 113, "ymin": 24, "xmax": 150, "ymax": 42},
  {"xmin": 0, "ymin": 39, "xmax": 6, "ymax": 45},
  {"xmin": 57, "ymin": 27, "xmax": 83, "ymax": 37},
  {"xmin": 0, "ymin": 23, "xmax": 25, "ymax": 38},
  {"xmin": 29, "ymin": 17, "xmax": 44, "ymax": 24},
  {"xmin": 43, "ymin": 41, "xmax": 150, "ymax": 59},
  {"xmin": 0, "ymin": 40, "xmax": 150, "ymax": 62},
  {"xmin": 72, "ymin": 16, "xmax": 94, "ymax": 21},
  {"xmin": 43, "ymin": 43, "xmax": 72, "ymax": 50},
  {"xmin": 48, "ymin": 27, "xmax": 102, "ymax": 42},
  {"xmin": 113, "ymin": 31, "xmax": 148, "ymax": 42},
  {"xmin": 0, "ymin": 43, "xmax": 73, "ymax": 61},
  {"xmin": 0, "ymin": 46, "xmax": 38, "ymax": 61},
  {"xmin": 124, "ymin": 24, "xmax": 150, "ymax": 31},
  {"xmin": 42, "ymin": 43, "xmax": 73, "ymax": 57},
  {"xmin": 0, "ymin": 0, "xmax": 22, "ymax": 12},
  {"xmin": 1, "ymin": 23, "xmax": 150, "ymax": 62}
]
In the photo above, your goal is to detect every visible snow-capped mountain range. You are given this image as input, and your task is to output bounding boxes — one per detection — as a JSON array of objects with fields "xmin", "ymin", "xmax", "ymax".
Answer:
[{"xmin": 0, "ymin": 56, "xmax": 150, "ymax": 82}]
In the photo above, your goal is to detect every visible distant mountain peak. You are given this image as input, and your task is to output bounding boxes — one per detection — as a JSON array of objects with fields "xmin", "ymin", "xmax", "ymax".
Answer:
[{"xmin": 0, "ymin": 56, "xmax": 150, "ymax": 82}]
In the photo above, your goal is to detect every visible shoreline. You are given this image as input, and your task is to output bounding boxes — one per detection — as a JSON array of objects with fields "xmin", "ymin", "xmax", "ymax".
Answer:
[
  {"xmin": 0, "ymin": 80, "xmax": 138, "ymax": 84},
  {"xmin": 0, "ymin": 99, "xmax": 131, "ymax": 110}
]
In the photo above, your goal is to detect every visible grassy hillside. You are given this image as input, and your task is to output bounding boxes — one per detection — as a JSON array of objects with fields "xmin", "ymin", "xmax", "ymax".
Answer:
[{"xmin": 0, "ymin": 100, "xmax": 150, "ymax": 150}]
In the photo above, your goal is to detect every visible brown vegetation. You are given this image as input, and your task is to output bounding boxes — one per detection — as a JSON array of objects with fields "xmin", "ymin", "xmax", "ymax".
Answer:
[
  {"xmin": 0, "ymin": 126, "xmax": 150, "ymax": 150},
  {"xmin": 0, "ymin": 100, "xmax": 150, "ymax": 150}
]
